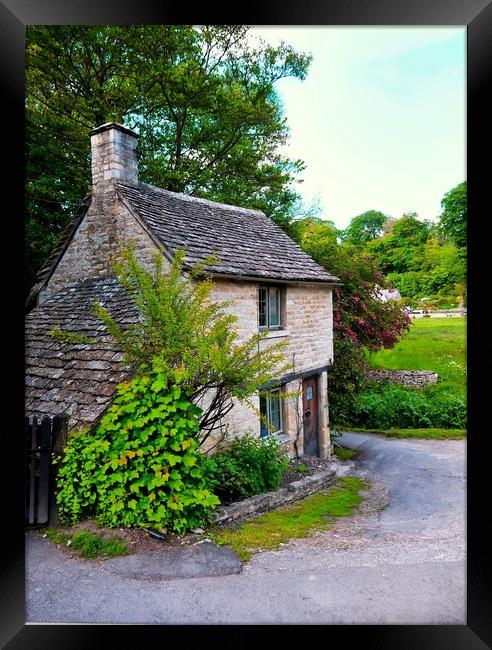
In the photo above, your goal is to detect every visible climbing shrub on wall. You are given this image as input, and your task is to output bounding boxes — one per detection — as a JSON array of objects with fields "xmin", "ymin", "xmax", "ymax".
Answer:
[{"xmin": 56, "ymin": 358, "xmax": 220, "ymax": 533}]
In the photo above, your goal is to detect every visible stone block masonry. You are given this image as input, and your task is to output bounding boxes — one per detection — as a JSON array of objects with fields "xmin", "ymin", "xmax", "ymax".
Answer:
[
  {"xmin": 90, "ymin": 122, "xmax": 139, "ymax": 187},
  {"xmin": 40, "ymin": 187, "xmax": 163, "ymax": 302},
  {"xmin": 365, "ymin": 369, "xmax": 438, "ymax": 388},
  {"xmin": 212, "ymin": 467, "xmax": 338, "ymax": 525}
]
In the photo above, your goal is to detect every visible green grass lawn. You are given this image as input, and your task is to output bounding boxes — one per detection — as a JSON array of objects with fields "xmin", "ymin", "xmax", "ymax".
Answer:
[
  {"xmin": 368, "ymin": 317, "xmax": 466, "ymax": 395},
  {"xmin": 349, "ymin": 317, "xmax": 467, "ymax": 431}
]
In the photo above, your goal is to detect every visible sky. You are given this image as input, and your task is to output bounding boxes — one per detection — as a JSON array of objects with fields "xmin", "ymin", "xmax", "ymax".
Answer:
[{"xmin": 250, "ymin": 27, "xmax": 466, "ymax": 230}]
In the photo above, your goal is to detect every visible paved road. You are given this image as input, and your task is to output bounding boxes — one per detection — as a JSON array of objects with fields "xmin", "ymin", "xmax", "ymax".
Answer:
[{"xmin": 26, "ymin": 432, "xmax": 466, "ymax": 624}]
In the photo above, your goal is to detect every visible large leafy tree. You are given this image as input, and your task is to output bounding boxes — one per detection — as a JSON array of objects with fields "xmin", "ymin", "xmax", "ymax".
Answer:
[
  {"xmin": 438, "ymin": 181, "xmax": 467, "ymax": 249},
  {"xmin": 341, "ymin": 210, "xmax": 389, "ymax": 247},
  {"xmin": 366, "ymin": 212, "xmax": 431, "ymax": 275},
  {"xmin": 364, "ymin": 210, "xmax": 465, "ymax": 308},
  {"xmin": 26, "ymin": 25, "xmax": 312, "ymax": 292}
]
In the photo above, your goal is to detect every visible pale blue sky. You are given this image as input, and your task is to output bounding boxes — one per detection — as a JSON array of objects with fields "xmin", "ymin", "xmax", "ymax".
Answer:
[{"xmin": 251, "ymin": 27, "xmax": 466, "ymax": 230}]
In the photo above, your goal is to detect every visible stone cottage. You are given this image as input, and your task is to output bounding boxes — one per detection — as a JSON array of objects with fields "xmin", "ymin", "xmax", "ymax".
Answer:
[{"xmin": 25, "ymin": 123, "xmax": 341, "ymax": 458}]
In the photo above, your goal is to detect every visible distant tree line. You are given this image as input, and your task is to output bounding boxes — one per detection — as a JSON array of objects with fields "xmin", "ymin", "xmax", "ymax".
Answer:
[{"xmin": 336, "ymin": 182, "xmax": 467, "ymax": 310}]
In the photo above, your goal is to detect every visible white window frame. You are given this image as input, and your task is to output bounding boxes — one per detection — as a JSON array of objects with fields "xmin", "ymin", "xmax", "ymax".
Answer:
[
  {"xmin": 258, "ymin": 285, "xmax": 282, "ymax": 330},
  {"xmin": 260, "ymin": 387, "xmax": 283, "ymax": 437}
]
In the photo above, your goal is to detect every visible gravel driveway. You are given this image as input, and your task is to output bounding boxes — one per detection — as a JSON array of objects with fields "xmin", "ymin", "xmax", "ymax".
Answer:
[{"xmin": 26, "ymin": 432, "xmax": 466, "ymax": 624}]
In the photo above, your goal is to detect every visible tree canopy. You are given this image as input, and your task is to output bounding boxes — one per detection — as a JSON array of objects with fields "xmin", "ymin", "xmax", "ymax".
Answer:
[
  {"xmin": 26, "ymin": 25, "xmax": 312, "ymax": 292},
  {"xmin": 438, "ymin": 181, "xmax": 467, "ymax": 249},
  {"xmin": 340, "ymin": 210, "xmax": 388, "ymax": 246}
]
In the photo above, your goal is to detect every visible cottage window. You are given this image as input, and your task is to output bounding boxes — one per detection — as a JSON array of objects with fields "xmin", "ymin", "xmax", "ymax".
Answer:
[
  {"xmin": 258, "ymin": 286, "xmax": 281, "ymax": 329},
  {"xmin": 260, "ymin": 388, "xmax": 283, "ymax": 437}
]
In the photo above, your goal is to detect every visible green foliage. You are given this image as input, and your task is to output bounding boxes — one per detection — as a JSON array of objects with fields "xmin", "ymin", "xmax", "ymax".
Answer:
[
  {"xmin": 332, "ymin": 446, "xmax": 357, "ymax": 460},
  {"xmin": 44, "ymin": 528, "xmax": 70, "ymax": 545},
  {"xmin": 26, "ymin": 25, "xmax": 312, "ymax": 293},
  {"xmin": 351, "ymin": 382, "xmax": 466, "ymax": 429},
  {"xmin": 367, "ymin": 213, "xmax": 431, "ymax": 275},
  {"xmin": 293, "ymin": 218, "xmax": 411, "ymax": 351},
  {"xmin": 291, "ymin": 216, "xmax": 411, "ymax": 427},
  {"xmin": 297, "ymin": 463, "xmax": 310, "ymax": 473},
  {"xmin": 204, "ymin": 432, "xmax": 289, "ymax": 504},
  {"xmin": 361, "ymin": 318, "xmax": 466, "ymax": 430},
  {"xmin": 328, "ymin": 338, "xmax": 369, "ymax": 426},
  {"xmin": 211, "ymin": 476, "xmax": 369, "ymax": 561},
  {"xmin": 439, "ymin": 181, "xmax": 467, "ymax": 249},
  {"xmin": 365, "ymin": 206, "xmax": 466, "ymax": 309},
  {"xmin": 345, "ymin": 428, "xmax": 466, "ymax": 439},
  {"xmin": 368, "ymin": 317, "xmax": 466, "ymax": 394},
  {"xmin": 341, "ymin": 210, "xmax": 388, "ymax": 247},
  {"xmin": 65, "ymin": 245, "xmax": 289, "ymax": 446},
  {"xmin": 55, "ymin": 361, "xmax": 220, "ymax": 534},
  {"xmin": 384, "ymin": 236, "xmax": 465, "ymax": 308}
]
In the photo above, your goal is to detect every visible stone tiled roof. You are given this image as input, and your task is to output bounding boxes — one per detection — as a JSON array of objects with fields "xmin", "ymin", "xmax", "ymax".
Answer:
[
  {"xmin": 25, "ymin": 277, "xmax": 137, "ymax": 429},
  {"xmin": 117, "ymin": 182, "xmax": 340, "ymax": 284},
  {"xmin": 26, "ymin": 195, "xmax": 92, "ymax": 311}
]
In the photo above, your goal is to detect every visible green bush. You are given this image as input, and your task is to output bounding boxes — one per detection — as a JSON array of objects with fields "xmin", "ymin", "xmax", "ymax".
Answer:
[
  {"xmin": 204, "ymin": 432, "xmax": 289, "ymax": 504},
  {"xmin": 350, "ymin": 382, "xmax": 466, "ymax": 429},
  {"xmin": 55, "ymin": 359, "xmax": 220, "ymax": 534}
]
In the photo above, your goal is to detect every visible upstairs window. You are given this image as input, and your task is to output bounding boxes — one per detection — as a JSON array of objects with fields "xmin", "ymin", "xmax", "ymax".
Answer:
[
  {"xmin": 258, "ymin": 285, "xmax": 281, "ymax": 329},
  {"xmin": 260, "ymin": 388, "xmax": 283, "ymax": 437}
]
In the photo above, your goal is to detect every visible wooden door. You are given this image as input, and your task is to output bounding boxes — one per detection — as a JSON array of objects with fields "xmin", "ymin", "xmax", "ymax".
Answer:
[{"xmin": 302, "ymin": 376, "xmax": 319, "ymax": 456}]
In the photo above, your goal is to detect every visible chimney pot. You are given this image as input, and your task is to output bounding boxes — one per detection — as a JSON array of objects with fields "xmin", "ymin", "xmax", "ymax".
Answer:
[{"xmin": 90, "ymin": 122, "xmax": 139, "ymax": 188}]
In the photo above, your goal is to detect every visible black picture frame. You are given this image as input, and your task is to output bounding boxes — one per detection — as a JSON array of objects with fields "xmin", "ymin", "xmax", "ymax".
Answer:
[{"xmin": 4, "ymin": 1, "xmax": 490, "ymax": 647}]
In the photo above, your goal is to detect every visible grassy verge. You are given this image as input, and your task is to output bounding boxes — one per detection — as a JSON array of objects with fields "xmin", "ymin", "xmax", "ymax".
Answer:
[
  {"xmin": 43, "ymin": 528, "xmax": 129, "ymax": 558},
  {"xmin": 210, "ymin": 476, "xmax": 368, "ymax": 562},
  {"xmin": 333, "ymin": 446, "xmax": 358, "ymax": 460},
  {"xmin": 346, "ymin": 428, "xmax": 466, "ymax": 439}
]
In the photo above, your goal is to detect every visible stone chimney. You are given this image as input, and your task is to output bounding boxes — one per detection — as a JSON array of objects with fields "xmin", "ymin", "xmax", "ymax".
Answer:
[{"xmin": 89, "ymin": 122, "xmax": 139, "ymax": 188}]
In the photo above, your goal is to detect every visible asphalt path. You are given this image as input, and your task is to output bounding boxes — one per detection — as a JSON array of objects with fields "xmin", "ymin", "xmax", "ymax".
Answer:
[{"xmin": 26, "ymin": 432, "xmax": 466, "ymax": 624}]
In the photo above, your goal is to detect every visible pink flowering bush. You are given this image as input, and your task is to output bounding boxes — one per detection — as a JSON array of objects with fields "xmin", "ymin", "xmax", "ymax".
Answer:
[{"xmin": 291, "ymin": 218, "xmax": 411, "ymax": 424}]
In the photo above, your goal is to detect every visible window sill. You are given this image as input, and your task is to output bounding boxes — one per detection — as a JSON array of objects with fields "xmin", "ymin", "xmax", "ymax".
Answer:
[
  {"xmin": 276, "ymin": 432, "xmax": 291, "ymax": 445},
  {"xmin": 262, "ymin": 329, "xmax": 290, "ymax": 339}
]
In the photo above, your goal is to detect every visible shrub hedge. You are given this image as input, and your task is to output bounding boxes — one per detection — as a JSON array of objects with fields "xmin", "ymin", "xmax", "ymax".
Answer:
[
  {"xmin": 204, "ymin": 432, "xmax": 289, "ymax": 504},
  {"xmin": 350, "ymin": 382, "xmax": 466, "ymax": 429}
]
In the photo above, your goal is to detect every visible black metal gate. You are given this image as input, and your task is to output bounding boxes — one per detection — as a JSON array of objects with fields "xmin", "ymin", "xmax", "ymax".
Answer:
[{"xmin": 25, "ymin": 414, "xmax": 68, "ymax": 527}]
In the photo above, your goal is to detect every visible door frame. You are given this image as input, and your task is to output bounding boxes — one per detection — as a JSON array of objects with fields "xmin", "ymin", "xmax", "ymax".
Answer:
[{"xmin": 302, "ymin": 373, "xmax": 321, "ymax": 457}]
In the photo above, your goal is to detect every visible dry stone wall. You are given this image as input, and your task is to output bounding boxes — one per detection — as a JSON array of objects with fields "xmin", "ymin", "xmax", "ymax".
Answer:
[
  {"xmin": 365, "ymin": 369, "xmax": 438, "ymax": 388},
  {"xmin": 212, "ymin": 466, "xmax": 338, "ymax": 525}
]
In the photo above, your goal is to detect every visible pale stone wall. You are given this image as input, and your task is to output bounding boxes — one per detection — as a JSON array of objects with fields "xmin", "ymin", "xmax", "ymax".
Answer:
[
  {"xmin": 366, "ymin": 369, "xmax": 438, "ymax": 388},
  {"xmin": 40, "ymin": 186, "xmax": 162, "ymax": 302},
  {"xmin": 318, "ymin": 370, "xmax": 331, "ymax": 459},
  {"xmin": 207, "ymin": 279, "xmax": 333, "ymax": 456},
  {"xmin": 281, "ymin": 378, "xmax": 303, "ymax": 456},
  {"xmin": 208, "ymin": 280, "xmax": 333, "ymax": 370},
  {"xmin": 90, "ymin": 123, "xmax": 139, "ymax": 188},
  {"xmin": 282, "ymin": 285, "xmax": 333, "ymax": 371}
]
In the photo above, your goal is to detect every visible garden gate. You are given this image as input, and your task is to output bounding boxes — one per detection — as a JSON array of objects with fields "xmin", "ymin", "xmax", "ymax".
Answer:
[{"xmin": 25, "ymin": 414, "xmax": 68, "ymax": 526}]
